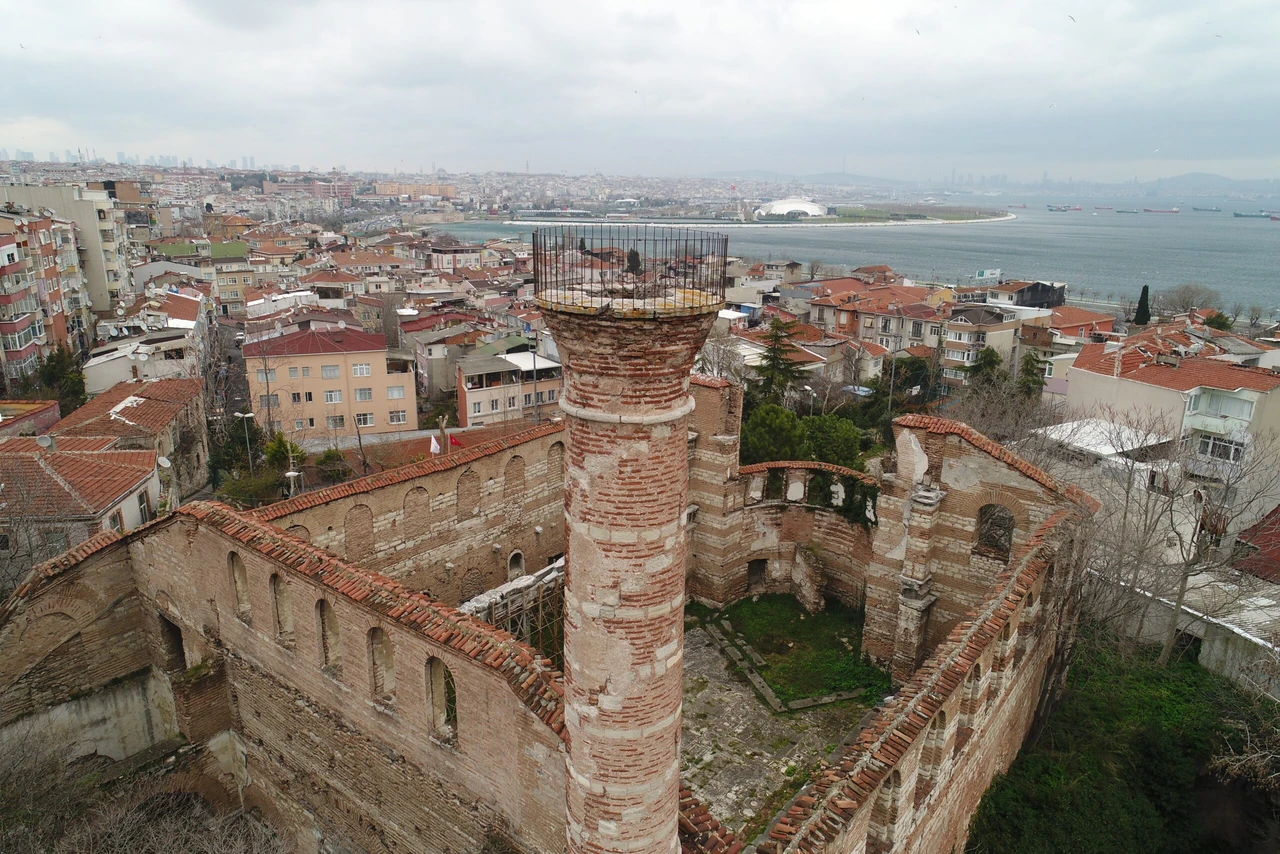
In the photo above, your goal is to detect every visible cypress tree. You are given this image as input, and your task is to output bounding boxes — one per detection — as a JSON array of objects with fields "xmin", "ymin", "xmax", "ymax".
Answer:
[{"xmin": 1134, "ymin": 285, "xmax": 1151, "ymax": 325}]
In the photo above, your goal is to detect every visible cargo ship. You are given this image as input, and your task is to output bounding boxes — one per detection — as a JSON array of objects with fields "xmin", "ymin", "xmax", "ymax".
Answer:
[
  {"xmin": 1192, "ymin": 206, "xmax": 1222, "ymax": 212},
  {"xmin": 1143, "ymin": 207, "xmax": 1180, "ymax": 213},
  {"xmin": 1272, "ymin": 216, "xmax": 1280, "ymax": 222},
  {"xmin": 1234, "ymin": 212, "xmax": 1270, "ymax": 218},
  {"xmin": 1116, "ymin": 209, "xmax": 1140, "ymax": 213},
  {"xmin": 1007, "ymin": 204, "xmax": 1026, "ymax": 209},
  {"xmin": 1094, "ymin": 206, "xmax": 1114, "ymax": 210}
]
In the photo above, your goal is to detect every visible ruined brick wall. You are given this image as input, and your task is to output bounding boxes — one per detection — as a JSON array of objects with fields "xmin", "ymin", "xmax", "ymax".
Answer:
[
  {"xmin": 686, "ymin": 378, "xmax": 746, "ymax": 605},
  {"xmin": 121, "ymin": 511, "xmax": 569, "ymax": 854},
  {"xmin": 253, "ymin": 424, "xmax": 567, "ymax": 606},
  {"xmin": 758, "ymin": 507, "xmax": 1083, "ymax": 854}
]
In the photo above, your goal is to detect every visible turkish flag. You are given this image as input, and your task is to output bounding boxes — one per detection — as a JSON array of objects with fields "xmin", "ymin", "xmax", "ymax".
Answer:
[{"xmin": 449, "ymin": 435, "xmax": 464, "ymax": 447}]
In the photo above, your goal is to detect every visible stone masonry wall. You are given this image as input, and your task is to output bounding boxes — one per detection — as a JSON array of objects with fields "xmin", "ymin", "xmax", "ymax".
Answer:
[{"xmin": 253, "ymin": 425, "xmax": 567, "ymax": 606}]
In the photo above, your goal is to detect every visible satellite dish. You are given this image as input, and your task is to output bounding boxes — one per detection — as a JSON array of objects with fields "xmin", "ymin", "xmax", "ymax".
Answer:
[
  {"xmin": 337, "ymin": 320, "xmax": 347, "ymax": 330},
  {"xmin": 35, "ymin": 435, "xmax": 52, "ymax": 448},
  {"xmin": 127, "ymin": 351, "xmax": 136, "ymax": 360},
  {"xmin": 157, "ymin": 456, "xmax": 172, "ymax": 468},
  {"xmin": 137, "ymin": 352, "xmax": 150, "ymax": 362},
  {"xmin": 115, "ymin": 307, "xmax": 125, "ymax": 316}
]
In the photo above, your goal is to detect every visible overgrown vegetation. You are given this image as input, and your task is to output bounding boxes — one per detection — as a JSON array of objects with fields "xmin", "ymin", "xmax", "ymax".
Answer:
[
  {"xmin": 719, "ymin": 594, "xmax": 891, "ymax": 704},
  {"xmin": 966, "ymin": 634, "xmax": 1266, "ymax": 854},
  {"xmin": 5, "ymin": 345, "xmax": 87, "ymax": 418}
]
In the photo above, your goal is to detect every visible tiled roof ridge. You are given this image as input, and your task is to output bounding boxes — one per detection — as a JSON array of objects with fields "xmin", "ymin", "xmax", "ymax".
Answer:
[
  {"xmin": 251, "ymin": 421, "xmax": 565, "ymax": 521},
  {"xmin": 34, "ymin": 455, "xmax": 93, "ymax": 515},
  {"xmin": 738, "ymin": 460, "xmax": 877, "ymax": 486},
  {"xmin": 893, "ymin": 414, "xmax": 1064, "ymax": 496},
  {"xmin": 177, "ymin": 502, "xmax": 568, "ymax": 739},
  {"xmin": 690, "ymin": 374, "xmax": 732, "ymax": 389},
  {"xmin": 679, "ymin": 787, "xmax": 742, "ymax": 853},
  {"xmin": 758, "ymin": 506, "xmax": 1088, "ymax": 852}
]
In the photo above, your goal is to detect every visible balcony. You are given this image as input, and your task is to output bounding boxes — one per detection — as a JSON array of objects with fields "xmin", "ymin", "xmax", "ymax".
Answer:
[{"xmin": 1184, "ymin": 411, "xmax": 1251, "ymax": 437}]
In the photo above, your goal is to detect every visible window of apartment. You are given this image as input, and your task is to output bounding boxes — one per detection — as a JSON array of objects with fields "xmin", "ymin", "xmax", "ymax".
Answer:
[
  {"xmin": 291, "ymin": 392, "xmax": 302, "ymax": 404},
  {"xmin": 388, "ymin": 409, "xmax": 407, "ymax": 425},
  {"xmin": 878, "ymin": 336, "xmax": 893, "ymax": 349},
  {"xmin": 289, "ymin": 367, "xmax": 299, "ymax": 379},
  {"xmin": 326, "ymin": 415, "xmax": 345, "ymax": 429},
  {"xmin": 490, "ymin": 399, "xmax": 500, "ymax": 411},
  {"xmin": 911, "ymin": 321, "xmax": 923, "ymax": 339},
  {"xmin": 259, "ymin": 394, "xmax": 279, "ymax": 408},
  {"xmin": 548, "ymin": 389, "xmax": 557, "ymax": 401},
  {"xmin": 816, "ymin": 308, "xmax": 826, "ymax": 321},
  {"xmin": 523, "ymin": 393, "xmax": 533, "ymax": 406},
  {"xmin": 108, "ymin": 509, "xmax": 125, "ymax": 533},
  {"xmin": 387, "ymin": 385, "xmax": 404, "ymax": 399},
  {"xmin": 930, "ymin": 325, "xmax": 943, "ymax": 337},
  {"xmin": 321, "ymin": 364, "xmax": 339, "ymax": 379},
  {"xmin": 508, "ymin": 396, "xmax": 516, "ymax": 408},
  {"xmin": 880, "ymin": 317, "xmax": 893, "ymax": 333},
  {"xmin": 975, "ymin": 332, "xmax": 987, "ymax": 344},
  {"xmin": 256, "ymin": 368, "xmax": 276, "ymax": 383},
  {"xmin": 301, "ymin": 367, "xmax": 311, "ymax": 378},
  {"xmin": 353, "ymin": 363, "xmax": 371, "ymax": 377},
  {"xmin": 1204, "ymin": 392, "xmax": 1254, "ymax": 420},
  {"xmin": 227, "ymin": 277, "xmax": 237, "ymax": 285},
  {"xmin": 472, "ymin": 401, "xmax": 482, "ymax": 414},
  {"xmin": 355, "ymin": 413, "xmax": 374, "ymax": 427},
  {"xmin": 838, "ymin": 311, "xmax": 849, "ymax": 324},
  {"xmin": 945, "ymin": 349, "xmax": 966, "ymax": 361},
  {"xmin": 1198, "ymin": 434, "xmax": 1245, "ymax": 462},
  {"xmin": 294, "ymin": 419, "xmax": 306, "ymax": 430},
  {"xmin": 324, "ymin": 390, "xmax": 342, "ymax": 404},
  {"xmin": 356, "ymin": 387, "xmax": 373, "ymax": 401},
  {"xmin": 863, "ymin": 317, "xmax": 874, "ymax": 328},
  {"xmin": 304, "ymin": 391, "xmax": 313, "ymax": 402}
]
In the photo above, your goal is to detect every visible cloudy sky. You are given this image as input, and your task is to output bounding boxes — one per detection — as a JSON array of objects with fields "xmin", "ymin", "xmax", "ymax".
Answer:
[{"xmin": 3, "ymin": 0, "xmax": 1277, "ymax": 181}]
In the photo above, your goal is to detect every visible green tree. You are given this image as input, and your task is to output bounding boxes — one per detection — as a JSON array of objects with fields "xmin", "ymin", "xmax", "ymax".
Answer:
[
  {"xmin": 207, "ymin": 416, "xmax": 265, "ymax": 487},
  {"xmin": 752, "ymin": 317, "xmax": 806, "ymax": 404},
  {"xmin": 964, "ymin": 346, "xmax": 1005, "ymax": 387},
  {"xmin": 625, "ymin": 247, "xmax": 643, "ymax": 275},
  {"xmin": 1204, "ymin": 311, "xmax": 1233, "ymax": 331},
  {"xmin": 1133, "ymin": 284, "xmax": 1151, "ymax": 325},
  {"xmin": 578, "ymin": 237, "xmax": 587, "ymax": 253},
  {"xmin": 9, "ymin": 346, "xmax": 87, "ymax": 417},
  {"xmin": 1016, "ymin": 351, "xmax": 1047, "ymax": 398},
  {"xmin": 263, "ymin": 432, "xmax": 307, "ymax": 471},
  {"xmin": 215, "ymin": 468, "xmax": 284, "ymax": 509},
  {"xmin": 802, "ymin": 414, "xmax": 863, "ymax": 470},
  {"xmin": 316, "ymin": 448, "xmax": 352, "ymax": 484},
  {"xmin": 741, "ymin": 404, "xmax": 809, "ymax": 465}
]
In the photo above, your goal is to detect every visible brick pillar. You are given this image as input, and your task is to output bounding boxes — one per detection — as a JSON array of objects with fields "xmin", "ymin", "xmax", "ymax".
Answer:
[
  {"xmin": 891, "ymin": 487, "xmax": 944, "ymax": 684},
  {"xmin": 542, "ymin": 310, "xmax": 716, "ymax": 854}
]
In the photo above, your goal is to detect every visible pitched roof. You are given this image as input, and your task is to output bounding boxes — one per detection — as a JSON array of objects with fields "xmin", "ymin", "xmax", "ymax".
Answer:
[
  {"xmin": 50, "ymin": 378, "xmax": 203, "ymax": 440},
  {"xmin": 1073, "ymin": 348, "xmax": 1280, "ymax": 393},
  {"xmin": 299, "ymin": 268, "xmax": 361, "ymax": 285},
  {"xmin": 1049, "ymin": 305, "xmax": 1114, "ymax": 329},
  {"xmin": 0, "ymin": 436, "xmax": 155, "ymax": 516},
  {"xmin": 1235, "ymin": 504, "xmax": 1280, "ymax": 583},
  {"xmin": 242, "ymin": 328, "xmax": 386, "ymax": 358}
]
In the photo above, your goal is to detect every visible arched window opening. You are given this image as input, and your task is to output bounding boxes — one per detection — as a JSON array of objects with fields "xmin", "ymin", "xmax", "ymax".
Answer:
[
  {"xmin": 957, "ymin": 664, "xmax": 984, "ymax": 748},
  {"xmin": 157, "ymin": 613, "xmax": 186, "ymax": 672},
  {"xmin": 990, "ymin": 622, "xmax": 1015, "ymax": 701},
  {"xmin": 404, "ymin": 487, "xmax": 430, "ymax": 540},
  {"xmin": 866, "ymin": 770, "xmax": 901, "ymax": 853},
  {"xmin": 508, "ymin": 551, "xmax": 525, "ymax": 581},
  {"xmin": 914, "ymin": 711, "xmax": 947, "ymax": 806},
  {"xmin": 368, "ymin": 627, "xmax": 395, "ymax": 705},
  {"xmin": 269, "ymin": 573, "xmax": 294, "ymax": 644},
  {"xmin": 456, "ymin": 470, "xmax": 481, "ymax": 523},
  {"xmin": 229, "ymin": 552, "xmax": 251, "ymax": 623},
  {"xmin": 285, "ymin": 524, "xmax": 311, "ymax": 542},
  {"xmin": 344, "ymin": 504, "xmax": 374, "ymax": 561},
  {"xmin": 426, "ymin": 657, "xmax": 458, "ymax": 744},
  {"xmin": 547, "ymin": 442, "xmax": 565, "ymax": 488},
  {"xmin": 747, "ymin": 559, "xmax": 768, "ymax": 592},
  {"xmin": 503, "ymin": 455, "xmax": 526, "ymax": 503},
  {"xmin": 316, "ymin": 598, "xmax": 342, "ymax": 677},
  {"xmin": 975, "ymin": 504, "xmax": 1015, "ymax": 560}
]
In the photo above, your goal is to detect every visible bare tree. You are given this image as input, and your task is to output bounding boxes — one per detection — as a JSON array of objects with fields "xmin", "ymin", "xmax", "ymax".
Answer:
[
  {"xmin": 1160, "ymin": 283, "xmax": 1222, "ymax": 313},
  {"xmin": 1228, "ymin": 301, "xmax": 1245, "ymax": 324},
  {"xmin": 694, "ymin": 326, "xmax": 748, "ymax": 384},
  {"xmin": 1211, "ymin": 636, "xmax": 1280, "ymax": 793},
  {"xmin": 1248, "ymin": 305, "xmax": 1266, "ymax": 328}
]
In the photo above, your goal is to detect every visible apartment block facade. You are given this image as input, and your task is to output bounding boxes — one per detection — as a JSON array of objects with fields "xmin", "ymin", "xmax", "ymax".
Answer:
[{"xmin": 244, "ymin": 328, "xmax": 417, "ymax": 439}]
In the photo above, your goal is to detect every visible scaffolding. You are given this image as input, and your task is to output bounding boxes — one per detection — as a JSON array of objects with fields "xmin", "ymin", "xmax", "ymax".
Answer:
[{"xmin": 457, "ymin": 559, "xmax": 565, "ymax": 668}]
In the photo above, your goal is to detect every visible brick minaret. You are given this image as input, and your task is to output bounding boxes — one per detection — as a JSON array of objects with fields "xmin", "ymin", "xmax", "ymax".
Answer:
[{"xmin": 535, "ymin": 227, "xmax": 726, "ymax": 854}]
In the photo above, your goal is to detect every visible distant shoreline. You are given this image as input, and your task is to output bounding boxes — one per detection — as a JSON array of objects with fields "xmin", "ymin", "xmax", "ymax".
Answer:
[{"xmin": 497, "ymin": 213, "xmax": 1017, "ymax": 229}]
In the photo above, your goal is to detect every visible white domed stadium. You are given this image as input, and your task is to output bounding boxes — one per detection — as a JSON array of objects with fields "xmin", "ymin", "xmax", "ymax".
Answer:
[{"xmin": 754, "ymin": 198, "xmax": 828, "ymax": 218}]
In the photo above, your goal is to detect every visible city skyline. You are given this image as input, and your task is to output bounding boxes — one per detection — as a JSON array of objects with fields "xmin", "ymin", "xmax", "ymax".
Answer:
[{"xmin": 3, "ymin": 0, "xmax": 1278, "ymax": 183}]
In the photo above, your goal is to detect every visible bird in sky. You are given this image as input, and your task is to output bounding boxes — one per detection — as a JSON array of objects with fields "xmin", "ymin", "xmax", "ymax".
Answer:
[
  {"xmin": 916, "ymin": 29, "xmax": 920, "ymax": 34},
  {"xmin": 1049, "ymin": 103, "xmax": 1057, "ymax": 108},
  {"xmin": 1067, "ymin": 14, "xmax": 1075, "ymax": 22}
]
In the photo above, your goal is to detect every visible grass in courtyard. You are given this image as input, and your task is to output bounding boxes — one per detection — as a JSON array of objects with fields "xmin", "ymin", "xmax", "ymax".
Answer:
[{"xmin": 717, "ymin": 594, "xmax": 891, "ymax": 705}]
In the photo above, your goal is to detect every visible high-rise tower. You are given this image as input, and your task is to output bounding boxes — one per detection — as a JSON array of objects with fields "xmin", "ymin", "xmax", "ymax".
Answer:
[{"xmin": 533, "ymin": 226, "xmax": 726, "ymax": 854}]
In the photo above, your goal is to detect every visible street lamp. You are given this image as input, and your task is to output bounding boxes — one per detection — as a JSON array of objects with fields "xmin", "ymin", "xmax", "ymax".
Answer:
[
  {"xmin": 233, "ymin": 411, "xmax": 255, "ymax": 474},
  {"xmin": 157, "ymin": 455, "xmax": 176, "ymax": 512},
  {"xmin": 803, "ymin": 384, "xmax": 816, "ymax": 416},
  {"xmin": 285, "ymin": 469, "xmax": 303, "ymax": 497}
]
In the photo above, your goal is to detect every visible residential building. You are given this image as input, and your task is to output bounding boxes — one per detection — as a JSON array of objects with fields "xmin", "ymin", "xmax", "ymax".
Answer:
[
  {"xmin": 82, "ymin": 329, "xmax": 203, "ymax": 397},
  {"xmin": 0, "ymin": 434, "xmax": 160, "ymax": 589},
  {"xmin": 1, "ymin": 185, "xmax": 132, "ymax": 308},
  {"xmin": 49, "ymin": 377, "xmax": 208, "ymax": 500},
  {"xmin": 984, "ymin": 280, "xmax": 1067, "ymax": 308},
  {"xmin": 243, "ymin": 328, "xmax": 417, "ymax": 439},
  {"xmin": 941, "ymin": 305, "xmax": 1023, "ymax": 388},
  {"xmin": 0, "ymin": 399, "xmax": 61, "ymax": 436},
  {"xmin": 456, "ymin": 352, "xmax": 562, "ymax": 428}
]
